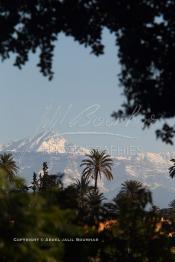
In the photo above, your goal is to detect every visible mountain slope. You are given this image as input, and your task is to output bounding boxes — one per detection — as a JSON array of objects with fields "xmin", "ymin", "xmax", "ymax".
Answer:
[
  {"xmin": 3, "ymin": 130, "xmax": 88, "ymax": 154},
  {"xmin": 1, "ymin": 131, "xmax": 175, "ymax": 207}
]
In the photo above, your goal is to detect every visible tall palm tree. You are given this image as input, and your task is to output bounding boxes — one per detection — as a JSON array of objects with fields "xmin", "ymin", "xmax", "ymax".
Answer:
[
  {"xmin": 169, "ymin": 159, "xmax": 175, "ymax": 178},
  {"xmin": 0, "ymin": 153, "xmax": 18, "ymax": 181},
  {"xmin": 80, "ymin": 149, "xmax": 113, "ymax": 191}
]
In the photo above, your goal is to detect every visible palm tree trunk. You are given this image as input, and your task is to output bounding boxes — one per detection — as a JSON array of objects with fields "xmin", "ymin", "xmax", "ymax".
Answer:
[{"xmin": 94, "ymin": 170, "xmax": 98, "ymax": 191}]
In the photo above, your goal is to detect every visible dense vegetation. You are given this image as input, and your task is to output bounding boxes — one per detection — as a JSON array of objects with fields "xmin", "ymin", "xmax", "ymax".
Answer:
[{"xmin": 0, "ymin": 151, "xmax": 175, "ymax": 261}]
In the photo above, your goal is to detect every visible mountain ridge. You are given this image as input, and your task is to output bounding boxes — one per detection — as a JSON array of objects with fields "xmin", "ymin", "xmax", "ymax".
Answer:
[
  {"xmin": 1, "ymin": 131, "xmax": 175, "ymax": 207},
  {"xmin": 2, "ymin": 130, "xmax": 89, "ymax": 155}
]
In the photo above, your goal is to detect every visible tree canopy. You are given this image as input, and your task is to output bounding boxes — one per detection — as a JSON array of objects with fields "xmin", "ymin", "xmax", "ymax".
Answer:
[{"xmin": 1, "ymin": 1, "xmax": 175, "ymax": 143}]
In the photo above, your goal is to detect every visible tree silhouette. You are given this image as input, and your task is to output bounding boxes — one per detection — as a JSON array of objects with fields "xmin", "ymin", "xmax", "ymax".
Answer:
[
  {"xmin": 169, "ymin": 159, "xmax": 175, "ymax": 178},
  {"xmin": 0, "ymin": 2, "xmax": 175, "ymax": 142},
  {"xmin": 73, "ymin": 175, "xmax": 91, "ymax": 209},
  {"xmin": 32, "ymin": 172, "xmax": 38, "ymax": 193},
  {"xmin": 0, "ymin": 169, "xmax": 85, "ymax": 262},
  {"xmin": 0, "ymin": 153, "xmax": 18, "ymax": 181},
  {"xmin": 117, "ymin": 180, "xmax": 153, "ymax": 208},
  {"xmin": 169, "ymin": 199, "xmax": 175, "ymax": 209},
  {"xmin": 38, "ymin": 162, "xmax": 63, "ymax": 191},
  {"xmin": 80, "ymin": 149, "xmax": 113, "ymax": 191},
  {"xmin": 100, "ymin": 180, "xmax": 174, "ymax": 261},
  {"xmin": 39, "ymin": 162, "xmax": 49, "ymax": 191},
  {"xmin": 86, "ymin": 189, "xmax": 105, "ymax": 226}
]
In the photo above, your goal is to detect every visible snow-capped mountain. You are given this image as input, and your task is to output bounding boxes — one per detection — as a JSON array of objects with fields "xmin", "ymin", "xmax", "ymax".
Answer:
[
  {"xmin": 1, "ymin": 130, "xmax": 175, "ymax": 207},
  {"xmin": 3, "ymin": 130, "xmax": 89, "ymax": 155}
]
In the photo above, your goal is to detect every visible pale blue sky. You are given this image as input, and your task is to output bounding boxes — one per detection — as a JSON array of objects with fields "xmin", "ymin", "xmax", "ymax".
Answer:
[{"xmin": 0, "ymin": 30, "xmax": 174, "ymax": 153}]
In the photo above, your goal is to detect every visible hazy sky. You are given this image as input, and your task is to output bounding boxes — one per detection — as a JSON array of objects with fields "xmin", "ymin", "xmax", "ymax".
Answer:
[{"xmin": 0, "ymin": 29, "xmax": 174, "ymax": 153}]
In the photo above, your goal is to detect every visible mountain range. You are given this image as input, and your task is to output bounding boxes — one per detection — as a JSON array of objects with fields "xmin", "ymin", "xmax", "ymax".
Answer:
[{"xmin": 1, "ymin": 130, "xmax": 175, "ymax": 208}]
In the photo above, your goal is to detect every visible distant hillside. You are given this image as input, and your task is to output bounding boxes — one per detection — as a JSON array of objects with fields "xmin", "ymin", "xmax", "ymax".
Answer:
[{"xmin": 1, "ymin": 130, "xmax": 175, "ymax": 208}]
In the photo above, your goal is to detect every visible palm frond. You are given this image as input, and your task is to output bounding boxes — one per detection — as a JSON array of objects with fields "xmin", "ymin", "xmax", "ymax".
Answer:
[
  {"xmin": 80, "ymin": 149, "xmax": 113, "ymax": 190},
  {"xmin": 169, "ymin": 159, "xmax": 175, "ymax": 178}
]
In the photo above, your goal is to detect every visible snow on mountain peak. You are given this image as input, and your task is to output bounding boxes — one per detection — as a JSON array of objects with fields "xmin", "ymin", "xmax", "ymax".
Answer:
[
  {"xmin": 2, "ymin": 130, "xmax": 87, "ymax": 154},
  {"xmin": 37, "ymin": 133, "xmax": 66, "ymax": 153}
]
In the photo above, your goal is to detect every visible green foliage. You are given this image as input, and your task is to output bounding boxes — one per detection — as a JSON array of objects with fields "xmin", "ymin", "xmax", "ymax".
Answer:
[
  {"xmin": 0, "ymin": 155, "xmax": 174, "ymax": 261},
  {"xmin": 99, "ymin": 181, "xmax": 174, "ymax": 261},
  {"xmin": 0, "ymin": 170, "xmax": 85, "ymax": 262},
  {"xmin": 0, "ymin": 153, "xmax": 18, "ymax": 181}
]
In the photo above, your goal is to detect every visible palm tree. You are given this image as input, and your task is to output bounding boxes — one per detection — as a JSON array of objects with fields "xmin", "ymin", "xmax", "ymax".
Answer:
[
  {"xmin": 120, "ymin": 180, "xmax": 145, "ymax": 198},
  {"xmin": 73, "ymin": 175, "xmax": 91, "ymax": 209},
  {"xmin": 117, "ymin": 180, "xmax": 152, "ymax": 208},
  {"xmin": 86, "ymin": 189, "xmax": 105, "ymax": 225},
  {"xmin": 0, "ymin": 153, "xmax": 18, "ymax": 180},
  {"xmin": 80, "ymin": 149, "xmax": 113, "ymax": 191},
  {"xmin": 169, "ymin": 159, "xmax": 175, "ymax": 178}
]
